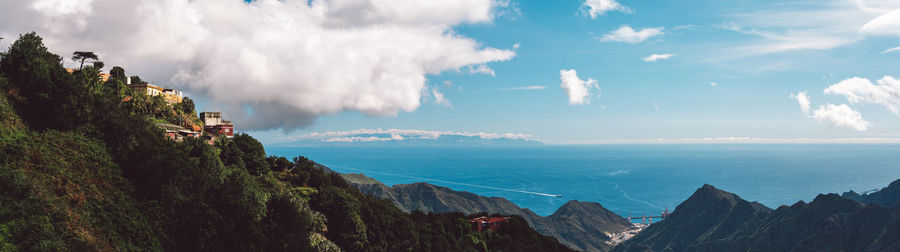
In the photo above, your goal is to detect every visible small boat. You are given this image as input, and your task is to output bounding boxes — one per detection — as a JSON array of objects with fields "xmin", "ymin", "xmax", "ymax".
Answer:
[{"xmin": 554, "ymin": 194, "xmax": 563, "ymax": 198}]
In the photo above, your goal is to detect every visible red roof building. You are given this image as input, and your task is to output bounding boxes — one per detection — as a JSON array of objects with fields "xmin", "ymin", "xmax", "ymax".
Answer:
[{"xmin": 469, "ymin": 216, "xmax": 511, "ymax": 232}]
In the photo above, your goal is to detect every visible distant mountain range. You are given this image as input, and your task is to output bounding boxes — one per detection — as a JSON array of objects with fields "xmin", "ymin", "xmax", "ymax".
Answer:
[
  {"xmin": 613, "ymin": 180, "xmax": 900, "ymax": 252},
  {"xmin": 334, "ymin": 164, "xmax": 900, "ymax": 252},
  {"xmin": 341, "ymin": 173, "xmax": 631, "ymax": 252}
]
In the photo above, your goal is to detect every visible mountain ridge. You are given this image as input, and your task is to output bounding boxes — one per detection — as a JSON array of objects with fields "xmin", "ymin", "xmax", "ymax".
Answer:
[
  {"xmin": 342, "ymin": 173, "xmax": 632, "ymax": 252},
  {"xmin": 841, "ymin": 178, "xmax": 900, "ymax": 207},
  {"xmin": 613, "ymin": 183, "xmax": 900, "ymax": 252}
]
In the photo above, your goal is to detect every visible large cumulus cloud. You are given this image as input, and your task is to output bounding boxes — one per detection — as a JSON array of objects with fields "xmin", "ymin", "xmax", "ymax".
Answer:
[{"xmin": 0, "ymin": 0, "xmax": 516, "ymax": 130}]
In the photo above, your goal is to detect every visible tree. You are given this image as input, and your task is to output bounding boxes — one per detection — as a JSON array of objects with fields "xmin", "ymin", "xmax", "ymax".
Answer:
[
  {"xmin": 129, "ymin": 75, "xmax": 147, "ymax": 84},
  {"xmin": 176, "ymin": 97, "xmax": 196, "ymax": 115},
  {"xmin": 109, "ymin": 66, "xmax": 126, "ymax": 81},
  {"xmin": 0, "ymin": 32, "xmax": 74, "ymax": 129},
  {"xmin": 72, "ymin": 51, "xmax": 98, "ymax": 69},
  {"xmin": 92, "ymin": 61, "xmax": 104, "ymax": 70}
]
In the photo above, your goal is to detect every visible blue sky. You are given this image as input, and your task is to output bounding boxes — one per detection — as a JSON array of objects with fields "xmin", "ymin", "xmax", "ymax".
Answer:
[
  {"xmin": 4, "ymin": 0, "xmax": 899, "ymax": 144},
  {"xmin": 249, "ymin": 0, "xmax": 900, "ymax": 144}
]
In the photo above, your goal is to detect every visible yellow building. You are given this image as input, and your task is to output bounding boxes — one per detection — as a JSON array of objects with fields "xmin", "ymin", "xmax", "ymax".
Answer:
[
  {"xmin": 128, "ymin": 83, "xmax": 165, "ymax": 97},
  {"xmin": 127, "ymin": 84, "xmax": 184, "ymax": 104},
  {"xmin": 163, "ymin": 88, "xmax": 184, "ymax": 104}
]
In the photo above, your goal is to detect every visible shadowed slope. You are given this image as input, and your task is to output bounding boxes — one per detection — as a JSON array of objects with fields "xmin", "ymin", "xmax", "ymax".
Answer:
[
  {"xmin": 613, "ymin": 184, "xmax": 900, "ymax": 252},
  {"xmin": 345, "ymin": 173, "xmax": 631, "ymax": 251}
]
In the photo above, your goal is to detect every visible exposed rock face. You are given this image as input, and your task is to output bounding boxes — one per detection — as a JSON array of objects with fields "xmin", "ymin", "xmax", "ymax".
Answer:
[
  {"xmin": 842, "ymin": 178, "xmax": 900, "ymax": 207},
  {"xmin": 343, "ymin": 173, "xmax": 631, "ymax": 252},
  {"xmin": 613, "ymin": 184, "xmax": 900, "ymax": 252}
]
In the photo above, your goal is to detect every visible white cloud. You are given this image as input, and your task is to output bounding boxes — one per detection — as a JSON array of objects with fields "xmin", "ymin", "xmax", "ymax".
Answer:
[
  {"xmin": 715, "ymin": 0, "xmax": 900, "ymax": 57},
  {"xmin": 431, "ymin": 87, "xmax": 453, "ymax": 108},
  {"xmin": 881, "ymin": 46, "xmax": 900, "ymax": 54},
  {"xmin": 810, "ymin": 104, "xmax": 870, "ymax": 131},
  {"xmin": 283, "ymin": 128, "xmax": 534, "ymax": 143},
  {"xmin": 860, "ymin": 8, "xmax": 900, "ymax": 36},
  {"xmin": 719, "ymin": 21, "xmax": 860, "ymax": 55},
  {"xmin": 642, "ymin": 53, "xmax": 674, "ymax": 62},
  {"xmin": 600, "ymin": 25, "xmax": 664, "ymax": 44},
  {"xmin": 513, "ymin": 43, "xmax": 520, "ymax": 49},
  {"xmin": 582, "ymin": 0, "xmax": 631, "ymax": 19},
  {"xmin": 0, "ymin": 0, "xmax": 516, "ymax": 131},
  {"xmin": 559, "ymin": 69, "xmax": 599, "ymax": 105},
  {"xmin": 709, "ymin": 82, "xmax": 718, "ymax": 87},
  {"xmin": 673, "ymin": 24, "xmax": 698, "ymax": 30},
  {"xmin": 652, "ymin": 101, "xmax": 660, "ymax": 111},
  {"xmin": 790, "ymin": 91, "xmax": 811, "ymax": 113},
  {"xmin": 824, "ymin": 76, "xmax": 900, "ymax": 115},
  {"xmin": 502, "ymin": 85, "xmax": 546, "ymax": 90},
  {"xmin": 468, "ymin": 64, "xmax": 496, "ymax": 76}
]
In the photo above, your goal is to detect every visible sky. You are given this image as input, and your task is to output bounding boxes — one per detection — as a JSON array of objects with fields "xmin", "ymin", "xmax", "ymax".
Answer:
[{"xmin": 2, "ymin": 0, "xmax": 900, "ymax": 144}]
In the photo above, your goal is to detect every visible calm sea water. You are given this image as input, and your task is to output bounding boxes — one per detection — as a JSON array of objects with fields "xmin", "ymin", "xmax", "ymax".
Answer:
[{"xmin": 267, "ymin": 144, "xmax": 900, "ymax": 217}]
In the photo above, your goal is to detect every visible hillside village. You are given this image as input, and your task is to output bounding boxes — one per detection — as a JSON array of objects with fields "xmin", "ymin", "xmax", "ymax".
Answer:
[{"xmin": 67, "ymin": 67, "xmax": 235, "ymax": 142}]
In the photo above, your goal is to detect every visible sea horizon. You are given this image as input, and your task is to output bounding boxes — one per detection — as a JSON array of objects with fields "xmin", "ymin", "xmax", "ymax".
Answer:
[{"xmin": 268, "ymin": 143, "xmax": 900, "ymax": 216}]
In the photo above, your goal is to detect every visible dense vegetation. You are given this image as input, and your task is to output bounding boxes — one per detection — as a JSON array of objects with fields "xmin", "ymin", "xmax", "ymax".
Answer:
[{"xmin": 0, "ymin": 32, "xmax": 573, "ymax": 251}]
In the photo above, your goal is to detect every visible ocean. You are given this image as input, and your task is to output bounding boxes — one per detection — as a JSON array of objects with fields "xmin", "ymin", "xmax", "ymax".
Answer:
[{"xmin": 267, "ymin": 144, "xmax": 900, "ymax": 217}]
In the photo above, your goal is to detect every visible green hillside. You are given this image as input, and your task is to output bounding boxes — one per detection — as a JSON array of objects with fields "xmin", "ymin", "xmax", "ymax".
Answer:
[{"xmin": 0, "ymin": 32, "xmax": 573, "ymax": 252}]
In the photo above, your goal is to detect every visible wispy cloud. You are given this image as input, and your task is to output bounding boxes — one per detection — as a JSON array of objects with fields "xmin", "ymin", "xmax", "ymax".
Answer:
[
  {"xmin": 718, "ymin": 21, "xmax": 860, "ymax": 55},
  {"xmin": 709, "ymin": 82, "xmax": 718, "ymax": 87},
  {"xmin": 501, "ymin": 86, "xmax": 547, "ymax": 90},
  {"xmin": 881, "ymin": 46, "xmax": 900, "ymax": 54},
  {"xmin": 860, "ymin": 8, "xmax": 900, "ymax": 36},
  {"xmin": 599, "ymin": 25, "xmax": 664, "ymax": 44},
  {"xmin": 279, "ymin": 128, "xmax": 534, "ymax": 143},
  {"xmin": 673, "ymin": 24, "xmax": 698, "ymax": 30},
  {"xmin": 431, "ymin": 87, "xmax": 453, "ymax": 109},
  {"xmin": 642, "ymin": 53, "xmax": 675, "ymax": 62},
  {"xmin": 468, "ymin": 64, "xmax": 496, "ymax": 76},
  {"xmin": 713, "ymin": 0, "xmax": 900, "ymax": 57}
]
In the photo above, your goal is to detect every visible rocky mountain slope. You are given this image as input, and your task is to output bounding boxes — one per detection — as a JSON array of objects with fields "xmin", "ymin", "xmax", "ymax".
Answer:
[
  {"xmin": 612, "ymin": 184, "xmax": 900, "ymax": 252},
  {"xmin": 841, "ymin": 178, "xmax": 900, "ymax": 207},
  {"xmin": 342, "ymin": 173, "xmax": 632, "ymax": 252}
]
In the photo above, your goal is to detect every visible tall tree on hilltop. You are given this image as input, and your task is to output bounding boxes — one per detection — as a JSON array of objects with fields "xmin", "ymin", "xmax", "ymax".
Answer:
[
  {"xmin": 110, "ymin": 66, "xmax": 126, "ymax": 81},
  {"xmin": 72, "ymin": 51, "xmax": 98, "ymax": 69},
  {"xmin": 0, "ymin": 32, "xmax": 74, "ymax": 130},
  {"xmin": 92, "ymin": 61, "xmax": 104, "ymax": 70}
]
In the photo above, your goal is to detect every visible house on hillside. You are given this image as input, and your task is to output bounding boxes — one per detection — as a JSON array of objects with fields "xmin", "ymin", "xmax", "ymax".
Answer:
[
  {"xmin": 128, "ymin": 83, "xmax": 165, "ymax": 97},
  {"xmin": 200, "ymin": 112, "xmax": 234, "ymax": 138},
  {"xmin": 126, "ymin": 78, "xmax": 183, "ymax": 104},
  {"xmin": 469, "ymin": 216, "xmax": 510, "ymax": 232},
  {"xmin": 155, "ymin": 123, "xmax": 200, "ymax": 141},
  {"xmin": 163, "ymin": 88, "xmax": 183, "ymax": 103},
  {"xmin": 65, "ymin": 68, "xmax": 184, "ymax": 104}
]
